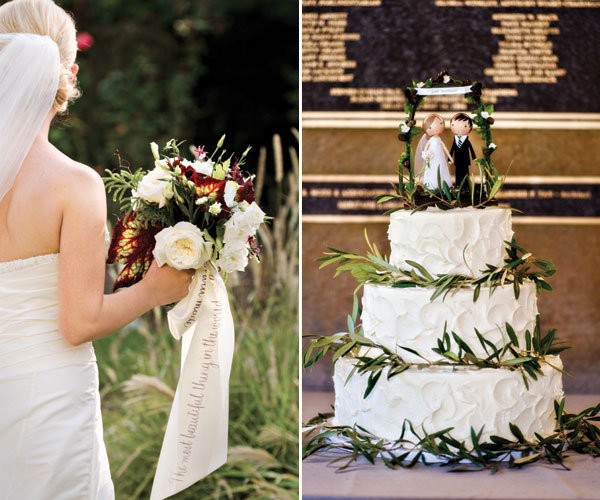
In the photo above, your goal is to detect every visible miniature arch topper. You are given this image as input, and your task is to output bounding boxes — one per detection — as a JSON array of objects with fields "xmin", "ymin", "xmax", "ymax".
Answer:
[{"xmin": 386, "ymin": 71, "xmax": 501, "ymax": 212}]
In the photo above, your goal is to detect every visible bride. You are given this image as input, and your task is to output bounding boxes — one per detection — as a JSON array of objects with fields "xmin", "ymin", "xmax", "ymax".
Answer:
[
  {"xmin": 414, "ymin": 113, "xmax": 454, "ymax": 190},
  {"xmin": 0, "ymin": 1, "xmax": 193, "ymax": 498}
]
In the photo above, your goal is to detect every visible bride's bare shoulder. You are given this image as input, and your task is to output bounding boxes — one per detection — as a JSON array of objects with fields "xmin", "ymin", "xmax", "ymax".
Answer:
[{"xmin": 47, "ymin": 148, "xmax": 106, "ymax": 211}]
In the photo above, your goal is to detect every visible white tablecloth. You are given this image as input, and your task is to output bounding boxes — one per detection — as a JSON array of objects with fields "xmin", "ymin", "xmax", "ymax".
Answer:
[{"xmin": 302, "ymin": 392, "xmax": 600, "ymax": 500}]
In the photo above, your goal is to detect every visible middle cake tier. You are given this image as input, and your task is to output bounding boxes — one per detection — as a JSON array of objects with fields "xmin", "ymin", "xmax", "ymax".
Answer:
[{"xmin": 361, "ymin": 282, "xmax": 538, "ymax": 363}]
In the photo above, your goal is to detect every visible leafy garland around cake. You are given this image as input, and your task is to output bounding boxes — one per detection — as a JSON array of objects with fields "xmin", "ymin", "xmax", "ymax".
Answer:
[
  {"xmin": 318, "ymin": 229, "xmax": 555, "ymax": 301},
  {"xmin": 303, "ymin": 400, "xmax": 600, "ymax": 471},
  {"xmin": 379, "ymin": 71, "xmax": 505, "ymax": 212},
  {"xmin": 304, "ymin": 289, "xmax": 568, "ymax": 393}
]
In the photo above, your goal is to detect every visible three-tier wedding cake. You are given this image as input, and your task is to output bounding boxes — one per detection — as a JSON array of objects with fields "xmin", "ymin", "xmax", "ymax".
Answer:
[
  {"xmin": 331, "ymin": 207, "xmax": 564, "ymax": 446},
  {"xmin": 304, "ymin": 74, "xmax": 567, "ymax": 458}
]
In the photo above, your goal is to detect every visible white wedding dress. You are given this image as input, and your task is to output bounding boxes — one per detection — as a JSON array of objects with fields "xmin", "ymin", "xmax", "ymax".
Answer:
[
  {"xmin": 422, "ymin": 136, "xmax": 453, "ymax": 190},
  {"xmin": 0, "ymin": 227, "xmax": 114, "ymax": 499}
]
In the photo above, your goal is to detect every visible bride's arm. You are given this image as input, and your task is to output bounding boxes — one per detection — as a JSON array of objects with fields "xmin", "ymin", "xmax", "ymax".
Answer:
[
  {"xmin": 57, "ymin": 166, "xmax": 192, "ymax": 346},
  {"xmin": 441, "ymin": 141, "xmax": 453, "ymax": 162}
]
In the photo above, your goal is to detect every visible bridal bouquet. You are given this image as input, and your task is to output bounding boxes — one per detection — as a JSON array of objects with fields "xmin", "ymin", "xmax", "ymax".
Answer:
[
  {"xmin": 104, "ymin": 137, "xmax": 266, "ymax": 499},
  {"xmin": 104, "ymin": 136, "xmax": 265, "ymax": 290}
]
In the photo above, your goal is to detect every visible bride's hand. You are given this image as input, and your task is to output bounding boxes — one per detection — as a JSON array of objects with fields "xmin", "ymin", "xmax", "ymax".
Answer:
[{"xmin": 141, "ymin": 259, "xmax": 195, "ymax": 306}]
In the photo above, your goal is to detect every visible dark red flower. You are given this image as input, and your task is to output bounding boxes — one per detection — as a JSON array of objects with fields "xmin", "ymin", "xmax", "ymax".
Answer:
[
  {"xmin": 179, "ymin": 162, "xmax": 202, "ymax": 185},
  {"xmin": 228, "ymin": 159, "xmax": 247, "ymax": 184},
  {"xmin": 248, "ymin": 236, "xmax": 261, "ymax": 259},
  {"xmin": 236, "ymin": 179, "xmax": 255, "ymax": 204},
  {"xmin": 193, "ymin": 176, "xmax": 227, "ymax": 203}
]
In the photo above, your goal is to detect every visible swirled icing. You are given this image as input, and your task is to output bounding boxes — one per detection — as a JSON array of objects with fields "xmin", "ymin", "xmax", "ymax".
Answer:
[
  {"xmin": 332, "ymin": 356, "xmax": 563, "ymax": 446},
  {"xmin": 388, "ymin": 207, "xmax": 513, "ymax": 277},
  {"xmin": 361, "ymin": 282, "xmax": 538, "ymax": 363}
]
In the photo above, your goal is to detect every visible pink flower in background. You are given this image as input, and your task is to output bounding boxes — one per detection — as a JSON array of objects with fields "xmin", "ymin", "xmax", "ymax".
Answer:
[{"xmin": 77, "ymin": 32, "xmax": 94, "ymax": 52}]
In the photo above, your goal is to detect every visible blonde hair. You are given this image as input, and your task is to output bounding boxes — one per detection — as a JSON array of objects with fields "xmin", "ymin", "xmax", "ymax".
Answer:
[
  {"xmin": 422, "ymin": 113, "xmax": 444, "ymax": 135},
  {"xmin": 0, "ymin": 0, "xmax": 80, "ymax": 114}
]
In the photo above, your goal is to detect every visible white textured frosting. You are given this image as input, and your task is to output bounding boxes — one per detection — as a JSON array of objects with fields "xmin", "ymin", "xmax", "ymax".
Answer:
[
  {"xmin": 361, "ymin": 282, "xmax": 538, "ymax": 363},
  {"xmin": 332, "ymin": 356, "xmax": 563, "ymax": 447},
  {"xmin": 388, "ymin": 207, "xmax": 513, "ymax": 277}
]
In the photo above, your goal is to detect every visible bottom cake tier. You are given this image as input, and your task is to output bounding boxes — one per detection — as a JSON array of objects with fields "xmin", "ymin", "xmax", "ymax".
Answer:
[{"xmin": 332, "ymin": 356, "xmax": 563, "ymax": 447}]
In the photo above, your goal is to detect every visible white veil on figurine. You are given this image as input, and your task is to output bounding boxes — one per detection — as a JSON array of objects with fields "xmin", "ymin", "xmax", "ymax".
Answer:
[
  {"xmin": 0, "ymin": 32, "xmax": 60, "ymax": 203},
  {"xmin": 413, "ymin": 133, "xmax": 429, "ymax": 183}
]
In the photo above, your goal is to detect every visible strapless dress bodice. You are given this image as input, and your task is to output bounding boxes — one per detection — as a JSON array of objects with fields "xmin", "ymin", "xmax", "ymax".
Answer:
[{"xmin": 0, "ymin": 226, "xmax": 111, "ymax": 378}]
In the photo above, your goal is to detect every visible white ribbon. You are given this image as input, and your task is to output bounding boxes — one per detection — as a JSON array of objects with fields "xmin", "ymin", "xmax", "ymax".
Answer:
[
  {"xmin": 150, "ymin": 264, "xmax": 234, "ymax": 500},
  {"xmin": 416, "ymin": 85, "xmax": 473, "ymax": 96}
]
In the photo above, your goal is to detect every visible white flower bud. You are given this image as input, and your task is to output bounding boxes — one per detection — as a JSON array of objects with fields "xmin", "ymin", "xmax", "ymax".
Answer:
[
  {"xmin": 209, "ymin": 202, "xmax": 222, "ymax": 215},
  {"xmin": 150, "ymin": 142, "xmax": 160, "ymax": 160}
]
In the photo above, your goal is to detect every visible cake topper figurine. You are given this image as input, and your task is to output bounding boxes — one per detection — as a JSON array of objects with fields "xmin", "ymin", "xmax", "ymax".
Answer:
[
  {"xmin": 414, "ymin": 113, "xmax": 453, "ymax": 190},
  {"xmin": 449, "ymin": 112, "xmax": 476, "ymax": 189}
]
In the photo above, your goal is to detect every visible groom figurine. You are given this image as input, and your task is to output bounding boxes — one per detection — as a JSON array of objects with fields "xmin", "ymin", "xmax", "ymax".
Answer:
[{"xmin": 449, "ymin": 113, "xmax": 476, "ymax": 189}]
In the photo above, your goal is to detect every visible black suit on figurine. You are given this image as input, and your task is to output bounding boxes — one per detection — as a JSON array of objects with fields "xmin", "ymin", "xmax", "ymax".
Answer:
[{"xmin": 450, "ymin": 136, "xmax": 476, "ymax": 188}]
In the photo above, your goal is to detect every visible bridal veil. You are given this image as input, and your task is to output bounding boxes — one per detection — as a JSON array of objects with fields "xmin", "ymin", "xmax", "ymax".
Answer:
[{"xmin": 0, "ymin": 32, "xmax": 60, "ymax": 203}]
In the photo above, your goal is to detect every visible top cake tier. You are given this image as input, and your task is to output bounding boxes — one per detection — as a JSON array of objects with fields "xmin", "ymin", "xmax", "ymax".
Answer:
[{"xmin": 388, "ymin": 207, "xmax": 513, "ymax": 277}]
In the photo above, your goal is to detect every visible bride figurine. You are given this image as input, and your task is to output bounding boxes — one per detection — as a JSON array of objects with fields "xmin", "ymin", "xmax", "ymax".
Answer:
[
  {"xmin": 414, "ymin": 113, "xmax": 454, "ymax": 190},
  {"xmin": 0, "ymin": 1, "xmax": 193, "ymax": 498}
]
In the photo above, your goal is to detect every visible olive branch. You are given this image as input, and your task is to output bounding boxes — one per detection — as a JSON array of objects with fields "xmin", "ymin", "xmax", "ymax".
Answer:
[
  {"xmin": 303, "ymin": 399, "xmax": 600, "ymax": 472},
  {"xmin": 317, "ymin": 230, "xmax": 555, "ymax": 301},
  {"xmin": 304, "ymin": 286, "xmax": 569, "ymax": 396}
]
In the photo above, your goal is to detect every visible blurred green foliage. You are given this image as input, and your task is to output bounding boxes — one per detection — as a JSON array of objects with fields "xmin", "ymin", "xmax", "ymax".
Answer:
[
  {"xmin": 97, "ymin": 292, "xmax": 299, "ymax": 499},
  {"xmin": 50, "ymin": 0, "xmax": 298, "ymax": 219}
]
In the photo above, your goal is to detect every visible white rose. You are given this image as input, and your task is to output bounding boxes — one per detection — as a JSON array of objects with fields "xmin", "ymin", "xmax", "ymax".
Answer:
[
  {"xmin": 489, "ymin": 142, "xmax": 497, "ymax": 149},
  {"xmin": 193, "ymin": 160, "xmax": 213, "ymax": 176},
  {"xmin": 224, "ymin": 180, "xmax": 240, "ymax": 208},
  {"xmin": 481, "ymin": 111, "xmax": 490, "ymax": 119},
  {"xmin": 400, "ymin": 124, "xmax": 410, "ymax": 134},
  {"xmin": 195, "ymin": 196, "xmax": 209, "ymax": 206},
  {"xmin": 242, "ymin": 202, "xmax": 265, "ymax": 232},
  {"xmin": 223, "ymin": 218, "xmax": 248, "ymax": 246},
  {"xmin": 153, "ymin": 221, "xmax": 213, "ymax": 270},
  {"xmin": 209, "ymin": 202, "xmax": 222, "ymax": 215},
  {"xmin": 226, "ymin": 202, "xmax": 263, "ymax": 238},
  {"xmin": 216, "ymin": 242, "xmax": 249, "ymax": 273},
  {"xmin": 443, "ymin": 75, "xmax": 451, "ymax": 83},
  {"xmin": 132, "ymin": 167, "xmax": 174, "ymax": 208}
]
